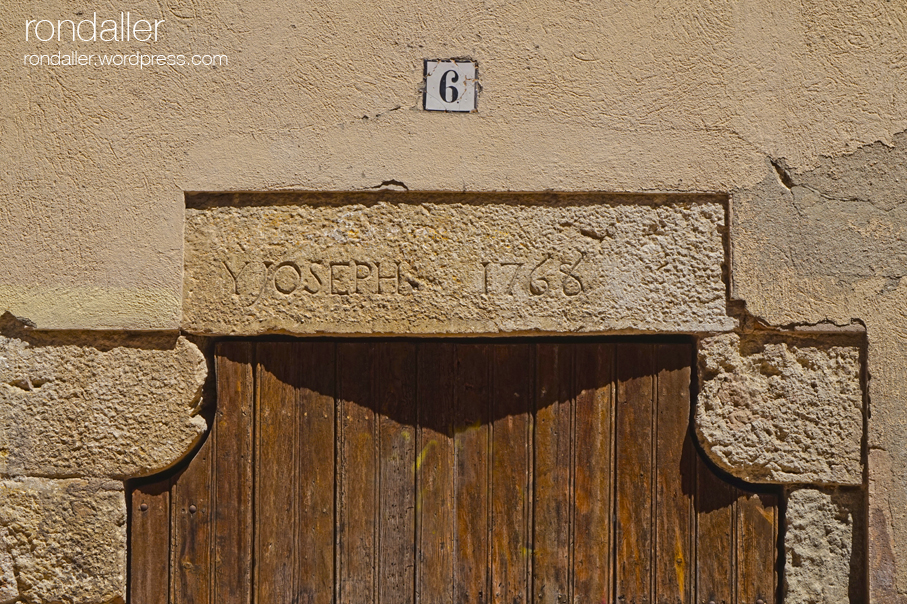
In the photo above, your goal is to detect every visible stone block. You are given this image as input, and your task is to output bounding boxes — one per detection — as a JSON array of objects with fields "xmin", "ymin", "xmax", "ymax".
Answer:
[
  {"xmin": 183, "ymin": 193, "xmax": 735, "ymax": 335},
  {"xmin": 785, "ymin": 487, "xmax": 864, "ymax": 604},
  {"xmin": 0, "ymin": 329, "xmax": 207, "ymax": 479},
  {"xmin": 0, "ymin": 478, "xmax": 126, "ymax": 604},
  {"xmin": 696, "ymin": 332, "xmax": 862, "ymax": 485}
]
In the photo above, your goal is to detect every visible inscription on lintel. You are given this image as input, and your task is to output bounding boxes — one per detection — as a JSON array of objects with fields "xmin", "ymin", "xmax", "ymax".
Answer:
[
  {"xmin": 482, "ymin": 252, "xmax": 586, "ymax": 296},
  {"xmin": 223, "ymin": 258, "xmax": 417, "ymax": 303},
  {"xmin": 221, "ymin": 250, "xmax": 589, "ymax": 306},
  {"xmin": 183, "ymin": 200, "xmax": 734, "ymax": 335}
]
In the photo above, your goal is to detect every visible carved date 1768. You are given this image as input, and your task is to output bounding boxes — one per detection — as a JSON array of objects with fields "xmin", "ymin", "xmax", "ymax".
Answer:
[{"xmin": 482, "ymin": 252, "xmax": 585, "ymax": 296}]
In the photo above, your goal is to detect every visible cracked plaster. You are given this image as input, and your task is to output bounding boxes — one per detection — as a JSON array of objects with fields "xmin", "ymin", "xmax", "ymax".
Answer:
[
  {"xmin": 4, "ymin": 1, "xmax": 907, "ymax": 328},
  {"xmin": 3, "ymin": 0, "xmax": 907, "ymax": 601},
  {"xmin": 733, "ymin": 132, "xmax": 907, "ymax": 601}
]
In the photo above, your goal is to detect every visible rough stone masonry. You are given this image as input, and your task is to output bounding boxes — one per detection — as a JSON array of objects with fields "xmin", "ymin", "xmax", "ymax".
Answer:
[
  {"xmin": 696, "ymin": 332, "xmax": 863, "ymax": 486},
  {"xmin": 0, "ymin": 321, "xmax": 207, "ymax": 603},
  {"xmin": 3, "ymin": 1, "xmax": 906, "ymax": 601},
  {"xmin": 183, "ymin": 193, "xmax": 734, "ymax": 336}
]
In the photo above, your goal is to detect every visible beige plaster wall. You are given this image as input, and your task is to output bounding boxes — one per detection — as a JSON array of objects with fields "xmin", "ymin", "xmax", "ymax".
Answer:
[
  {"xmin": 3, "ymin": 0, "xmax": 906, "ymax": 329},
  {"xmin": 4, "ymin": 0, "xmax": 907, "ymax": 601}
]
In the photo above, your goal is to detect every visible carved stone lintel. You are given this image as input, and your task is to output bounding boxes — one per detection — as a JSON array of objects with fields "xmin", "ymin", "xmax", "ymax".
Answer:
[{"xmin": 183, "ymin": 196, "xmax": 734, "ymax": 335}]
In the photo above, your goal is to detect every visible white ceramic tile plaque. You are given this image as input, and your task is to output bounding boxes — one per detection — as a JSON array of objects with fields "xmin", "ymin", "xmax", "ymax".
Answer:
[{"xmin": 423, "ymin": 60, "xmax": 477, "ymax": 112}]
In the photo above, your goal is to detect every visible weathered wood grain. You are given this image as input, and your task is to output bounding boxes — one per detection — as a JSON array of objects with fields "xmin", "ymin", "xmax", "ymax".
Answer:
[
  {"xmin": 213, "ymin": 342, "xmax": 254, "ymax": 603},
  {"xmin": 573, "ymin": 343, "xmax": 614, "ymax": 604},
  {"xmin": 256, "ymin": 343, "xmax": 298, "ymax": 601},
  {"xmin": 170, "ymin": 430, "xmax": 213, "ymax": 604},
  {"xmin": 296, "ymin": 342, "xmax": 337, "ymax": 604},
  {"xmin": 737, "ymin": 492, "xmax": 778, "ymax": 604},
  {"xmin": 454, "ymin": 344, "xmax": 491, "ymax": 604},
  {"xmin": 534, "ymin": 343, "xmax": 574, "ymax": 604},
  {"xmin": 615, "ymin": 344, "xmax": 655, "ymax": 604},
  {"xmin": 130, "ymin": 480, "xmax": 171, "ymax": 604},
  {"xmin": 416, "ymin": 343, "xmax": 456, "ymax": 604},
  {"xmin": 654, "ymin": 344, "xmax": 693, "ymax": 604},
  {"xmin": 377, "ymin": 343, "xmax": 418, "ymax": 604},
  {"xmin": 337, "ymin": 342, "xmax": 378, "ymax": 604},
  {"xmin": 696, "ymin": 460, "xmax": 736, "ymax": 604},
  {"xmin": 132, "ymin": 340, "xmax": 780, "ymax": 604},
  {"xmin": 490, "ymin": 344, "xmax": 532, "ymax": 604}
]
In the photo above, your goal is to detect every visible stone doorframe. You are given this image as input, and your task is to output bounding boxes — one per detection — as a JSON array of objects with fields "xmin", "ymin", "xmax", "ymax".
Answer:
[{"xmin": 0, "ymin": 191, "xmax": 866, "ymax": 603}]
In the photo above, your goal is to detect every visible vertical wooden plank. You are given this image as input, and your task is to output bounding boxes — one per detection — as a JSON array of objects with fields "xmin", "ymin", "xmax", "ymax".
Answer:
[
  {"xmin": 214, "ymin": 341, "xmax": 254, "ymax": 604},
  {"xmin": 377, "ymin": 343, "xmax": 418, "ymax": 604},
  {"xmin": 615, "ymin": 343, "xmax": 655, "ymax": 604},
  {"xmin": 416, "ymin": 343, "xmax": 456, "ymax": 604},
  {"xmin": 338, "ymin": 342, "xmax": 377, "ymax": 604},
  {"xmin": 296, "ymin": 342, "xmax": 337, "ymax": 604},
  {"xmin": 130, "ymin": 481, "xmax": 171, "ymax": 604},
  {"xmin": 695, "ymin": 460, "xmax": 736, "ymax": 604},
  {"xmin": 256, "ymin": 343, "xmax": 298, "ymax": 601},
  {"xmin": 533, "ymin": 343, "xmax": 573, "ymax": 604},
  {"xmin": 155, "ymin": 338, "xmax": 779, "ymax": 604},
  {"xmin": 171, "ymin": 430, "xmax": 213, "ymax": 604},
  {"xmin": 490, "ymin": 344, "xmax": 532, "ymax": 604},
  {"xmin": 453, "ymin": 344, "xmax": 491, "ymax": 604},
  {"xmin": 573, "ymin": 343, "xmax": 614, "ymax": 604},
  {"xmin": 654, "ymin": 344, "xmax": 693, "ymax": 604},
  {"xmin": 736, "ymin": 492, "xmax": 777, "ymax": 604}
]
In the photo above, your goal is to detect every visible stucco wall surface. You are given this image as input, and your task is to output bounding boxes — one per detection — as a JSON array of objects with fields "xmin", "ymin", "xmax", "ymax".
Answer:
[
  {"xmin": 3, "ymin": 0, "xmax": 907, "ymax": 329},
  {"xmin": 4, "ymin": 0, "xmax": 907, "ymax": 601}
]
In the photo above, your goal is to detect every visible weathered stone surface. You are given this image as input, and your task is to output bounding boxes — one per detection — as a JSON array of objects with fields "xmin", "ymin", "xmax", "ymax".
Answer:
[
  {"xmin": 696, "ymin": 332, "xmax": 862, "ymax": 485},
  {"xmin": 868, "ymin": 448, "xmax": 907, "ymax": 604},
  {"xmin": 0, "ymin": 530, "xmax": 16, "ymax": 604},
  {"xmin": 785, "ymin": 487, "xmax": 864, "ymax": 604},
  {"xmin": 183, "ymin": 194, "xmax": 735, "ymax": 335},
  {"xmin": 3, "ymin": 1, "xmax": 906, "ymax": 597},
  {"xmin": 0, "ymin": 329, "xmax": 206, "ymax": 479},
  {"xmin": 731, "ymin": 139, "xmax": 907, "ymax": 599},
  {"xmin": 0, "ymin": 478, "xmax": 126, "ymax": 604}
]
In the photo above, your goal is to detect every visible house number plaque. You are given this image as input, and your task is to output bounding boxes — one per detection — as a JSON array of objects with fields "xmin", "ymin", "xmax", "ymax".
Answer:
[{"xmin": 423, "ymin": 60, "xmax": 477, "ymax": 112}]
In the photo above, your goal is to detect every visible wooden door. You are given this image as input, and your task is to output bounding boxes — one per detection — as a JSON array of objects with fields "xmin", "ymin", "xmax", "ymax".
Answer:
[{"xmin": 129, "ymin": 340, "xmax": 779, "ymax": 604}]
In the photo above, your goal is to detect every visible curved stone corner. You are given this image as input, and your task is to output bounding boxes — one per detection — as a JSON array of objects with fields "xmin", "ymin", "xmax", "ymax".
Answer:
[
  {"xmin": 0, "ymin": 477, "xmax": 126, "ymax": 604},
  {"xmin": 695, "ymin": 332, "xmax": 863, "ymax": 485},
  {"xmin": 0, "ymin": 332, "xmax": 207, "ymax": 479}
]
